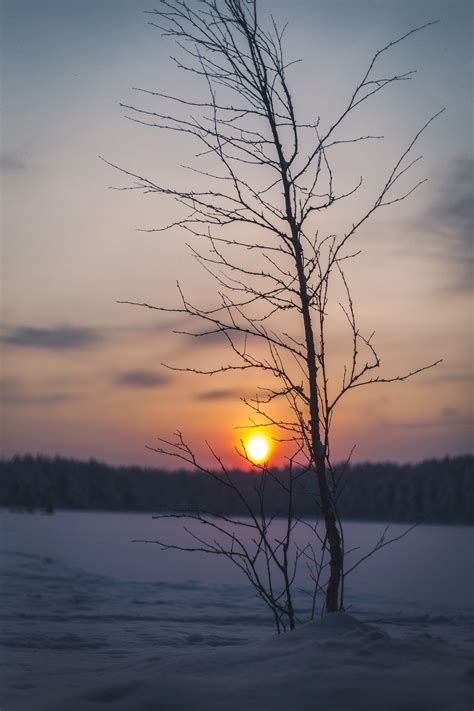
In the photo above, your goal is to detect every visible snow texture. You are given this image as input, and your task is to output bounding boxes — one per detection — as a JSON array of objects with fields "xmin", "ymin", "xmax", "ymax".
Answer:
[{"xmin": 2, "ymin": 549, "xmax": 473, "ymax": 711}]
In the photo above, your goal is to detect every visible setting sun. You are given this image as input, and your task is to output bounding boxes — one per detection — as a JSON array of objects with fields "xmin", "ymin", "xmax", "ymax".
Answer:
[{"xmin": 245, "ymin": 433, "xmax": 271, "ymax": 463}]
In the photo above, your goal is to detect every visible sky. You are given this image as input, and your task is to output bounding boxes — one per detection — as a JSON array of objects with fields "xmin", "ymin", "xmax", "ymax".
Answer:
[{"xmin": 1, "ymin": 0, "xmax": 472, "ymax": 469}]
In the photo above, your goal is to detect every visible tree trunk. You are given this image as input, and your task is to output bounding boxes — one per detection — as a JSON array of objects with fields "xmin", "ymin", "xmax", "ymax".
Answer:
[
  {"xmin": 293, "ymin": 239, "xmax": 343, "ymax": 613},
  {"xmin": 315, "ymin": 448, "xmax": 343, "ymax": 612},
  {"xmin": 258, "ymin": 62, "xmax": 343, "ymax": 611}
]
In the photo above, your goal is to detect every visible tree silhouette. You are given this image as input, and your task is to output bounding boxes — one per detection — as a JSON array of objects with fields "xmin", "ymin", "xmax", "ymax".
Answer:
[{"xmin": 105, "ymin": 0, "xmax": 442, "ymax": 618}]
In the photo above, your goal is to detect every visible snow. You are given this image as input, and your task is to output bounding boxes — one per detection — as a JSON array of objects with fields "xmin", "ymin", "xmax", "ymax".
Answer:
[
  {"xmin": 7, "ymin": 612, "xmax": 473, "ymax": 711},
  {"xmin": 2, "ymin": 512, "xmax": 473, "ymax": 710}
]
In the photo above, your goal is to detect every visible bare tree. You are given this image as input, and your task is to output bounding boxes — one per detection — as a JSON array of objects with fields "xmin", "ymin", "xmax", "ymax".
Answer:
[
  {"xmin": 104, "ymin": 0, "xmax": 442, "ymax": 616},
  {"xmin": 136, "ymin": 456, "xmax": 324, "ymax": 632}
]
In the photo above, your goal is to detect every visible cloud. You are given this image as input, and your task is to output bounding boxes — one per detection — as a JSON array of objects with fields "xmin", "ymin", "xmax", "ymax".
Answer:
[
  {"xmin": 0, "ymin": 321, "xmax": 201, "ymax": 353},
  {"xmin": 432, "ymin": 159, "xmax": 473, "ymax": 248},
  {"xmin": 387, "ymin": 408, "xmax": 472, "ymax": 429},
  {"xmin": 0, "ymin": 151, "xmax": 26, "ymax": 173},
  {"xmin": 422, "ymin": 157, "xmax": 474, "ymax": 291},
  {"xmin": 1, "ymin": 378, "xmax": 75, "ymax": 406},
  {"xmin": 195, "ymin": 388, "xmax": 242, "ymax": 401},
  {"xmin": 182, "ymin": 331, "xmax": 229, "ymax": 346},
  {"xmin": 0, "ymin": 326, "xmax": 102, "ymax": 350},
  {"xmin": 6, "ymin": 393, "xmax": 74, "ymax": 406},
  {"xmin": 115, "ymin": 370, "xmax": 170, "ymax": 388},
  {"xmin": 425, "ymin": 371, "xmax": 473, "ymax": 385}
]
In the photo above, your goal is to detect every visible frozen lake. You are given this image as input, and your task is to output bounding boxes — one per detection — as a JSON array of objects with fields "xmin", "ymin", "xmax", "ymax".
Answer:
[{"xmin": 1, "ymin": 511, "xmax": 473, "ymax": 708}]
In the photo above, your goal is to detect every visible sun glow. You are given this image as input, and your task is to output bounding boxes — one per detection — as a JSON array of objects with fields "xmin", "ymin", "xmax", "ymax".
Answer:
[{"xmin": 245, "ymin": 433, "xmax": 271, "ymax": 464}]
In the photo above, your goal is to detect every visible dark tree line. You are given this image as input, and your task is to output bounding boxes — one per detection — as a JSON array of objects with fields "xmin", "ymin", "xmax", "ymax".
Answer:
[{"xmin": 1, "ymin": 454, "xmax": 472, "ymax": 524}]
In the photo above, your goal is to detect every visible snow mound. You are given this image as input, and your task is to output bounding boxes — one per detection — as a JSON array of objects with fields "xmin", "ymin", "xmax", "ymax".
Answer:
[{"xmin": 23, "ymin": 613, "xmax": 473, "ymax": 711}]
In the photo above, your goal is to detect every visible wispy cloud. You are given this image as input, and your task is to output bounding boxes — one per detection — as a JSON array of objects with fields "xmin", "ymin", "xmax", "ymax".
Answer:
[
  {"xmin": 1, "ymin": 378, "xmax": 75, "ymax": 406},
  {"xmin": 0, "ymin": 151, "xmax": 26, "ymax": 173},
  {"xmin": 115, "ymin": 370, "xmax": 170, "ymax": 388},
  {"xmin": 6, "ymin": 393, "xmax": 75, "ymax": 406},
  {"xmin": 387, "ymin": 406, "xmax": 472, "ymax": 429},
  {"xmin": 0, "ymin": 321, "xmax": 193, "ymax": 353},
  {"xmin": 0, "ymin": 326, "xmax": 102, "ymax": 350},
  {"xmin": 432, "ymin": 159, "xmax": 473, "ymax": 248},
  {"xmin": 195, "ymin": 388, "xmax": 242, "ymax": 401},
  {"xmin": 422, "ymin": 157, "xmax": 474, "ymax": 291},
  {"xmin": 424, "ymin": 370, "xmax": 473, "ymax": 385}
]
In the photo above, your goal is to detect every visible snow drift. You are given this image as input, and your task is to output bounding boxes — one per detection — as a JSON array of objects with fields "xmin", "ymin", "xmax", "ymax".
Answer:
[{"xmin": 15, "ymin": 612, "xmax": 473, "ymax": 711}]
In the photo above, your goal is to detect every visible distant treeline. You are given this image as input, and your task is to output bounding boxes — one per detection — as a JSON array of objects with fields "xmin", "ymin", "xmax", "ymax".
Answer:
[{"xmin": 0, "ymin": 454, "xmax": 472, "ymax": 524}]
